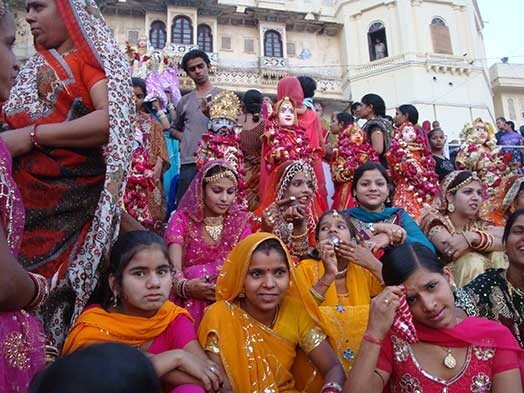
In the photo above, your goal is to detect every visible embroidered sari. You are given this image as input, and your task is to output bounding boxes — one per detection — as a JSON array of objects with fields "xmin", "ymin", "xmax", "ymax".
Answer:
[
  {"xmin": 198, "ymin": 232, "xmax": 327, "ymax": 392},
  {"xmin": 165, "ymin": 160, "xmax": 253, "ymax": 326},
  {"xmin": 290, "ymin": 259, "xmax": 382, "ymax": 374},
  {"xmin": 2, "ymin": 0, "xmax": 133, "ymax": 348},
  {"xmin": 419, "ymin": 171, "xmax": 506, "ymax": 287},
  {"xmin": 0, "ymin": 139, "xmax": 46, "ymax": 392},
  {"xmin": 377, "ymin": 317, "xmax": 524, "ymax": 390}
]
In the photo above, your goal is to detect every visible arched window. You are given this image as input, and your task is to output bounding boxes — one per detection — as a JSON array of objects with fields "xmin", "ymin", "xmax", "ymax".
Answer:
[
  {"xmin": 149, "ymin": 20, "xmax": 167, "ymax": 49},
  {"xmin": 197, "ymin": 24, "xmax": 213, "ymax": 52},
  {"xmin": 172, "ymin": 16, "xmax": 192, "ymax": 44},
  {"xmin": 430, "ymin": 17, "xmax": 452, "ymax": 54},
  {"xmin": 264, "ymin": 30, "xmax": 283, "ymax": 58},
  {"xmin": 368, "ymin": 22, "xmax": 388, "ymax": 61}
]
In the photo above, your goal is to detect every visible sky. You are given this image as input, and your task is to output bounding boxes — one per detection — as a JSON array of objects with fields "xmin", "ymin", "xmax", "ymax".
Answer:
[{"xmin": 477, "ymin": 0, "xmax": 524, "ymax": 65}]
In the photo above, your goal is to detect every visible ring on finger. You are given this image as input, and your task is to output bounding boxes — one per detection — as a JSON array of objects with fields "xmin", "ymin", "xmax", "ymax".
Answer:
[
  {"xmin": 384, "ymin": 297, "xmax": 390, "ymax": 305},
  {"xmin": 209, "ymin": 366, "xmax": 218, "ymax": 374}
]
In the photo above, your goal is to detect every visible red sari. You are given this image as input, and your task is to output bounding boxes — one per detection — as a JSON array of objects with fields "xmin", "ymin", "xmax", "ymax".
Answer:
[
  {"xmin": 2, "ymin": 0, "xmax": 133, "ymax": 348},
  {"xmin": 377, "ymin": 317, "xmax": 524, "ymax": 390}
]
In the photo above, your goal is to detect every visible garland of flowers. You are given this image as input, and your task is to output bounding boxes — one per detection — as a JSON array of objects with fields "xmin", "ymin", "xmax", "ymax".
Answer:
[
  {"xmin": 262, "ymin": 120, "xmax": 318, "ymax": 173},
  {"xmin": 124, "ymin": 147, "xmax": 156, "ymax": 227},
  {"xmin": 388, "ymin": 124, "xmax": 440, "ymax": 203},
  {"xmin": 331, "ymin": 125, "xmax": 379, "ymax": 183}
]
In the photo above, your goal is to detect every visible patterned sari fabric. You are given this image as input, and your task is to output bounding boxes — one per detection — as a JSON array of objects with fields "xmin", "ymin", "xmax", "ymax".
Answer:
[
  {"xmin": 290, "ymin": 259, "xmax": 382, "ymax": 375},
  {"xmin": 456, "ymin": 269, "xmax": 524, "ymax": 348},
  {"xmin": 164, "ymin": 160, "xmax": 254, "ymax": 327},
  {"xmin": 2, "ymin": 0, "xmax": 133, "ymax": 348},
  {"xmin": 377, "ymin": 317, "xmax": 524, "ymax": 389},
  {"xmin": 198, "ymin": 232, "xmax": 327, "ymax": 392},
  {"xmin": 419, "ymin": 171, "xmax": 506, "ymax": 287},
  {"xmin": 0, "ymin": 140, "xmax": 45, "ymax": 392}
]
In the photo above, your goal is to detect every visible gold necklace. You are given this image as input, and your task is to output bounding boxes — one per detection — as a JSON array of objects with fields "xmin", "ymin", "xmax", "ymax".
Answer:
[
  {"xmin": 443, "ymin": 347, "xmax": 457, "ymax": 369},
  {"xmin": 203, "ymin": 216, "xmax": 224, "ymax": 242}
]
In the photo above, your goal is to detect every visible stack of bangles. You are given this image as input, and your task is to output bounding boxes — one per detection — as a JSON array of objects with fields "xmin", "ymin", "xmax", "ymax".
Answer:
[
  {"xmin": 26, "ymin": 272, "xmax": 50, "ymax": 311},
  {"xmin": 462, "ymin": 229, "xmax": 494, "ymax": 252},
  {"xmin": 174, "ymin": 278, "xmax": 190, "ymax": 299},
  {"xmin": 310, "ymin": 278, "xmax": 330, "ymax": 304},
  {"xmin": 321, "ymin": 382, "xmax": 343, "ymax": 393}
]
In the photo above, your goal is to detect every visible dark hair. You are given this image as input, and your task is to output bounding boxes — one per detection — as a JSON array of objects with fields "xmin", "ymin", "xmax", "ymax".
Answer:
[
  {"xmin": 242, "ymin": 89, "xmax": 263, "ymax": 122},
  {"xmin": 445, "ymin": 171, "xmax": 475, "ymax": 195},
  {"xmin": 181, "ymin": 49, "xmax": 211, "ymax": 73},
  {"xmin": 398, "ymin": 104, "xmax": 419, "ymax": 124},
  {"xmin": 131, "ymin": 77, "xmax": 147, "ymax": 96},
  {"xmin": 297, "ymin": 76, "xmax": 317, "ymax": 99},
  {"xmin": 496, "ymin": 116, "xmax": 506, "ymax": 123},
  {"xmin": 29, "ymin": 343, "xmax": 160, "ymax": 393},
  {"xmin": 313, "ymin": 210, "xmax": 357, "ymax": 242},
  {"xmin": 382, "ymin": 243, "xmax": 443, "ymax": 286},
  {"xmin": 361, "ymin": 94, "xmax": 386, "ymax": 117},
  {"xmin": 350, "ymin": 102, "xmax": 361, "ymax": 114},
  {"xmin": 428, "ymin": 128, "xmax": 444, "ymax": 139},
  {"xmin": 336, "ymin": 112, "xmax": 354, "ymax": 127},
  {"xmin": 97, "ymin": 231, "xmax": 169, "ymax": 309},
  {"xmin": 253, "ymin": 238, "xmax": 288, "ymax": 266},
  {"xmin": 351, "ymin": 162, "xmax": 394, "ymax": 206},
  {"xmin": 506, "ymin": 120, "xmax": 516, "ymax": 131},
  {"xmin": 503, "ymin": 208, "xmax": 524, "ymax": 244}
]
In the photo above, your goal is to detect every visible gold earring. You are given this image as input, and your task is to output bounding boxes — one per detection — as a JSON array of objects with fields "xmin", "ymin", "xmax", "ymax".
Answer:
[
  {"xmin": 111, "ymin": 293, "xmax": 119, "ymax": 308},
  {"xmin": 448, "ymin": 202, "xmax": 455, "ymax": 213},
  {"xmin": 238, "ymin": 289, "xmax": 246, "ymax": 298}
]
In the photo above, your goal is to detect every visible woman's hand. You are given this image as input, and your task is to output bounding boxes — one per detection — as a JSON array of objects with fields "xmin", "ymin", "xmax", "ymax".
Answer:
[
  {"xmin": 171, "ymin": 350, "xmax": 222, "ymax": 392},
  {"xmin": 187, "ymin": 278, "xmax": 216, "ymax": 302},
  {"xmin": 441, "ymin": 233, "xmax": 469, "ymax": 260},
  {"xmin": 366, "ymin": 286, "xmax": 403, "ymax": 341},
  {"xmin": 317, "ymin": 239, "xmax": 338, "ymax": 279},
  {"xmin": 336, "ymin": 241, "xmax": 376, "ymax": 270},
  {"xmin": 368, "ymin": 233, "xmax": 390, "ymax": 252},
  {"xmin": 1, "ymin": 128, "xmax": 33, "ymax": 157},
  {"xmin": 374, "ymin": 223, "xmax": 406, "ymax": 246}
]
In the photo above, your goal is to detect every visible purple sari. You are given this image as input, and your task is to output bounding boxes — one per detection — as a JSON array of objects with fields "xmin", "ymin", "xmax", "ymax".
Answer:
[
  {"xmin": 0, "ymin": 139, "xmax": 45, "ymax": 391},
  {"xmin": 164, "ymin": 160, "xmax": 253, "ymax": 327}
]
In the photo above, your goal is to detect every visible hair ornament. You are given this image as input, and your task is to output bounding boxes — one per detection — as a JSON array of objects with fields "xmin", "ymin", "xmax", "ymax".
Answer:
[{"xmin": 204, "ymin": 169, "xmax": 238, "ymax": 187}]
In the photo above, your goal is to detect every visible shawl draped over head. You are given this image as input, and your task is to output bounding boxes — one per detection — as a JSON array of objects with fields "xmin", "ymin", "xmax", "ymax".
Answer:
[
  {"xmin": 2, "ymin": 0, "xmax": 133, "ymax": 345},
  {"xmin": 62, "ymin": 301, "xmax": 190, "ymax": 355},
  {"xmin": 277, "ymin": 76, "xmax": 304, "ymax": 109},
  {"xmin": 199, "ymin": 232, "xmax": 305, "ymax": 392}
]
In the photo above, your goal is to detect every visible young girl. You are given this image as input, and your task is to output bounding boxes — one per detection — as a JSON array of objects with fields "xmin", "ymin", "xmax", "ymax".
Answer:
[
  {"xmin": 62, "ymin": 231, "xmax": 222, "ymax": 393},
  {"xmin": 290, "ymin": 210, "xmax": 383, "ymax": 388},
  {"xmin": 198, "ymin": 232, "xmax": 346, "ymax": 392},
  {"xmin": 428, "ymin": 128, "xmax": 455, "ymax": 182},
  {"xmin": 346, "ymin": 242, "xmax": 523, "ymax": 392}
]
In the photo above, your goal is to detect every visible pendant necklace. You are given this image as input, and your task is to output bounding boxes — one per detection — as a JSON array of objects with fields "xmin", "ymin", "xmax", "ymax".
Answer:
[
  {"xmin": 443, "ymin": 347, "xmax": 457, "ymax": 369},
  {"xmin": 203, "ymin": 216, "xmax": 224, "ymax": 242}
]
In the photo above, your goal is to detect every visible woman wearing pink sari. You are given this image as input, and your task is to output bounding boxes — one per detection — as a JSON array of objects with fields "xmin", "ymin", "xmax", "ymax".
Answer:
[
  {"xmin": 165, "ymin": 160, "xmax": 254, "ymax": 327},
  {"xmin": 0, "ymin": 2, "xmax": 47, "ymax": 389}
]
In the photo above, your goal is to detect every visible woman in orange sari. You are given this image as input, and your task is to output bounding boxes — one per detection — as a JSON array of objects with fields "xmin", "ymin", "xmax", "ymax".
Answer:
[
  {"xmin": 1, "ymin": 0, "xmax": 133, "ymax": 349},
  {"xmin": 198, "ymin": 232, "xmax": 345, "ymax": 392},
  {"xmin": 63, "ymin": 231, "xmax": 222, "ymax": 393}
]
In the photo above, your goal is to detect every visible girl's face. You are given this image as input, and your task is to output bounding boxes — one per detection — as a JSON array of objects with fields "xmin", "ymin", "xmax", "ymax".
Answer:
[
  {"xmin": 203, "ymin": 175, "xmax": 237, "ymax": 217},
  {"xmin": 353, "ymin": 169, "xmax": 389, "ymax": 212},
  {"xmin": 393, "ymin": 109, "xmax": 408, "ymax": 127},
  {"xmin": 401, "ymin": 126, "xmax": 417, "ymax": 143},
  {"xmin": 110, "ymin": 246, "xmax": 172, "ymax": 318},
  {"xmin": 404, "ymin": 267, "xmax": 456, "ymax": 329},
  {"xmin": 278, "ymin": 101, "xmax": 295, "ymax": 126},
  {"xmin": 25, "ymin": 0, "xmax": 70, "ymax": 51},
  {"xmin": 358, "ymin": 102, "xmax": 373, "ymax": 119},
  {"xmin": 447, "ymin": 180, "xmax": 482, "ymax": 218},
  {"xmin": 133, "ymin": 86, "xmax": 145, "ymax": 112},
  {"xmin": 242, "ymin": 248, "xmax": 290, "ymax": 322},
  {"xmin": 317, "ymin": 213, "xmax": 353, "ymax": 244},
  {"xmin": 429, "ymin": 130, "xmax": 445, "ymax": 150},
  {"xmin": 282, "ymin": 171, "xmax": 315, "ymax": 207},
  {"xmin": 505, "ymin": 214, "xmax": 524, "ymax": 268},
  {"xmin": 0, "ymin": 13, "xmax": 17, "ymax": 102}
]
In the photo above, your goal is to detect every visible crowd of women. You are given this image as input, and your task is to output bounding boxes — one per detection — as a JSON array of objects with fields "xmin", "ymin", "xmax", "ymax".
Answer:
[{"xmin": 0, "ymin": 1, "xmax": 524, "ymax": 392}]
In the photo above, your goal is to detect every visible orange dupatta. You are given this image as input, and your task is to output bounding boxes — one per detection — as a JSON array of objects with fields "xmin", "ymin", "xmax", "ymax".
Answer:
[
  {"xmin": 62, "ymin": 301, "xmax": 190, "ymax": 355},
  {"xmin": 198, "ymin": 232, "xmax": 300, "ymax": 392}
]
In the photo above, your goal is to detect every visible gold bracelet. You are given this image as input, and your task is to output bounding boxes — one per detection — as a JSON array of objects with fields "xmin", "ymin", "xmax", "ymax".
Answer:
[
  {"xmin": 461, "ymin": 231, "xmax": 473, "ymax": 248},
  {"xmin": 310, "ymin": 287, "xmax": 326, "ymax": 304}
]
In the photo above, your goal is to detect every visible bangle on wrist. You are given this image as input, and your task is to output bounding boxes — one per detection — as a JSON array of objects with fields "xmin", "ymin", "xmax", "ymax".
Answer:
[
  {"xmin": 363, "ymin": 332, "xmax": 383, "ymax": 346},
  {"xmin": 321, "ymin": 382, "xmax": 342, "ymax": 393},
  {"xmin": 29, "ymin": 124, "xmax": 42, "ymax": 149}
]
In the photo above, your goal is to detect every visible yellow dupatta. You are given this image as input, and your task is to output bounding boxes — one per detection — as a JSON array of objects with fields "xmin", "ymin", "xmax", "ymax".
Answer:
[
  {"xmin": 198, "ymin": 232, "xmax": 303, "ymax": 392},
  {"xmin": 62, "ymin": 301, "xmax": 190, "ymax": 354},
  {"xmin": 290, "ymin": 259, "xmax": 382, "ymax": 375}
]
